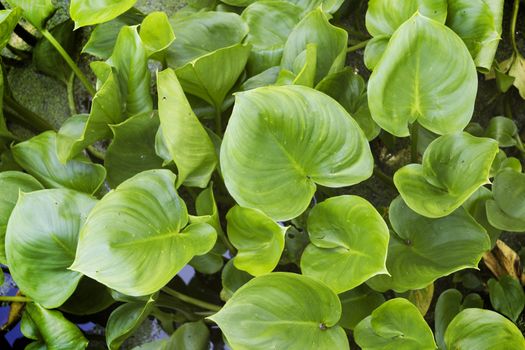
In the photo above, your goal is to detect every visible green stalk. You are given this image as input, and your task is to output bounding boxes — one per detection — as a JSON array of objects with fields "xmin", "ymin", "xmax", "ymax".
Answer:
[
  {"xmin": 215, "ymin": 107, "xmax": 223, "ymax": 136},
  {"xmin": 41, "ymin": 29, "xmax": 96, "ymax": 97},
  {"xmin": 0, "ymin": 296, "xmax": 31, "ymax": 303},
  {"xmin": 510, "ymin": 0, "xmax": 520, "ymax": 54},
  {"xmin": 410, "ymin": 122, "xmax": 419, "ymax": 163},
  {"xmin": 4, "ymin": 95, "xmax": 55, "ymax": 132},
  {"xmin": 67, "ymin": 72, "xmax": 78, "ymax": 115},
  {"xmin": 373, "ymin": 166, "xmax": 395, "ymax": 189},
  {"xmin": 162, "ymin": 287, "xmax": 222, "ymax": 312},
  {"xmin": 347, "ymin": 39, "xmax": 370, "ymax": 53}
]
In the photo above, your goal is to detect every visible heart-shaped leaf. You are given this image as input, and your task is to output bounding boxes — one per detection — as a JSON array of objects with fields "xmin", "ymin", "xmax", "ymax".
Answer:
[
  {"xmin": 484, "ymin": 116, "xmax": 518, "ymax": 147},
  {"xmin": 226, "ymin": 205, "xmax": 287, "ymax": 276},
  {"xmin": 157, "ymin": 68, "xmax": 217, "ymax": 188},
  {"xmin": 208, "ymin": 272, "xmax": 349, "ymax": 350},
  {"xmin": 463, "ymin": 186, "xmax": 501, "ymax": 247},
  {"xmin": 139, "ymin": 11, "xmax": 175, "ymax": 58},
  {"xmin": 105, "ymin": 111, "xmax": 164, "ymax": 188},
  {"xmin": 23, "ymin": 303, "xmax": 88, "ymax": 350},
  {"xmin": 6, "ymin": 189, "xmax": 97, "ymax": 308},
  {"xmin": 71, "ymin": 169, "xmax": 217, "ymax": 296},
  {"xmin": 488, "ymin": 275, "xmax": 525, "ymax": 322},
  {"xmin": 394, "ymin": 132, "xmax": 498, "ymax": 218},
  {"xmin": 0, "ymin": 171, "xmax": 43, "ymax": 264},
  {"xmin": 6, "ymin": 0, "xmax": 54, "ymax": 29},
  {"xmin": 368, "ymin": 13, "xmax": 477, "ymax": 137},
  {"xmin": 70, "ymin": 0, "xmax": 137, "ymax": 28},
  {"xmin": 281, "ymin": 8, "xmax": 347, "ymax": 85},
  {"xmin": 354, "ymin": 298, "xmax": 437, "ymax": 350},
  {"xmin": 446, "ymin": 0, "xmax": 503, "ymax": 72},
  {"xmin": 434, "ymin": 289, "xmax": 483, "ymax": 350},
  {"xmin": 300, "ymin": 195, "xmax": 389, "ymax": 293},
  {"xmin": 445, "ymin": 308, "xmax": 525, "ymax": 349},
  {"xmin": 241, "ymin": 0, "xmax": 302, "ymax": 75},
  {"xmin": 367, "ymin": 197, "xmax": 491, "ymax": 292},
  {"xmin": 316, "ymin": 68, "xmax": 380, "ymax": 140},
  {"xmin": 221, "ymin": 85, "xmax": 373, "ymax": 221},
  {"xmin": 486, "ymin": 169, "xmax": 525, "ymax": 232},
  {"xmin": 12, "ymin": 131, "xmax": 107, "ymax": 194}
]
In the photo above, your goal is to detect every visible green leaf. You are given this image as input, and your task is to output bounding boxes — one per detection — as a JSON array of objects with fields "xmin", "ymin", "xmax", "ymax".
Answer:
[
  {"xmin": 82, "ymin": 9, "xmax": 144, "ymax": 59},
  {"xmin": 222, "ymin": 0, "xmax": 344, "ymax": 13},
  {"xmin": 105, "ymin": 111, "xmax": 164, "ymax": 188},
  {"xmin": 107, "ymin": 25, "xmax": 153, "ymax": 117},
  {"xmin": 220, "ymin": 259, "xmax": 253, "ymax": 301},
  {"xmin": 241, "ymin": 0, "xmax": 302, "ymax": 75},
  {"xmin": 316, "ymin": 68, "xmax": 380, "ymax": 140},
  {"xmin": 0, "ymin": 171, "xmax": 43, "ymax": 264},
  {"xmin": 221, "ymin": 85, "xmax": 373, "ymax": 221},
  {"xmin": 354, "ymin": 298, "xmax": 437, "ymax": 350},
  {"xmin": 226, "ymin": 205, "xmax": 287, "ymax": 276},
  {"xmin": 71, "ymin": 170, "xmax": 217, "ymax": 296},
  {"xmin": 445, "ymin": 308, "xmax": 525, "ymax": 350},
  {"xmin": 486, "ymin": 170, "xmax": 525, "ymax": 232},
  {"xmin": 399, "ymin": 283, "xmax": 434, "ymax": 316},
  {"xmin": 106, "ymin": 298, "xmax": 155, "ymax": 350},
  {"xmin": 175, "ymin": 43, "xmax": 251, "ymax": 109},
  {"xmin": 508, "ymin": 54, "xmax": 525, "ymax": 99},
  {"xmin": 394, "ymin": 133, "xmax": 498, "ymax": 218},
  {"xmin": 364, "ymin": 36, "xmax": 389, "ymax": 70},
  {"xmin": 463, "ymin": 186, "xmax": 501, "ymax": 247},
  {"xmin": 338, "ymin": 285, "xmax": 385, "ymax": 330},
  {"xmin": 5, "ymin": 0, "xmax": 54, "ymax": 29},
  {"xmin": 209, "ymin": 272, "xmax": 349, "ymax": 350},
  {"xmin": 6, "ymin": 189, "xmax": 97, "ymax": 308},
  {"xmin": 300, "ymin": 195, "xmax": 389, "ymax": 293},
  {"xmin": 24, "ymin": 303, "xmax": 88, "ymax": 350},
  {"xmin": 12, "ymin": 131, "xmax": 107, "ymax": 194},
  {"xmin": 434, "ymin": 289, "xmax": 483, "ymax": 350},
  {"xmin": 367, "ymin": 197, "xmax": 491, "ymax": 292},
  {"xmin": 368, "ymin": 13, "xmax": 477, "ymax": 137},
  {"xmin": 446, "ymin": 0, "xmax": 504, "ymax": 72},
  {"xmin": 281, "ymin": 8, "xmax": 347, "ymax": 85},
  {"xmin": 0, "ymin": 8, "xmax": 21, "ymax": 50},
  {"xmin": 139, "ymin": 11, "xmax": 175, "ymax": 58},
  {"xmin": 167, "ymin": 11, "xmax": 248, "ymax": 68},
  {"xmin": 484, "ymin": 116, "xmax": 518, "ymax": 147},
  {"xmin": 240, "ymin": 66, "xmax": 281, "ymax": 91},
  {"xmin": 56, "ymin": 67, "xmax": 123, "ymax": 162},
  {"xmin": 60, "ymin": 277, "xmax": 115, "ymax": 315},
  {"xmin": 33, "ymin": 20, "xmax": 76, "ymax": 84},
  {"xmin": 168, "ymin": 321, "xmax": 210, "ymax": 350},
  {"xmin": 157, "ymin": 68, "xmax": 217, "ymax": 188},
  {"xmin": 70, "ymin": 0, "xmax": 138, "ymax": 28},
  {"xmin": 488, "ymin": 275, "xmax": 525, "ymax": 322},
  {"xmin": 366, "ymin": 0, "xmax": 447, "ymax": 37}
]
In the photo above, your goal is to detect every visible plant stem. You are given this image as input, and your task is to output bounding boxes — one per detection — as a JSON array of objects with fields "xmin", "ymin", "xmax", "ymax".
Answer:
[
  {"xmin": 40, "ymin": 29, "xmax": 96, "ymax": 97},
  {"xmin": 0, "ymin": 296, "xmax": 31, "ymax": 303},
  {"xmin": 4, "ymin": 95, "xmax": 55, "ymax": 132},
  {"xmin": 373, "ymin": 166, "xmax": 395, "ymax": 189},
  {"xmin": 215, "ymin": 106, "xmax": 223, "ymax": 136},
  {"xmin": 410, "ymin": 122, "xmax": 419, "ymax": 163},
  {"xmin": 347, "ymin": 39, "xmax": 370, "ymax": 53},
  {"xmin": 67, "ymin": 72, "xmax": 78, "ymax": 115},
  {"xmin": 510, "ymin": 0, "xmax": 520, "ymax": 54},
  {"xmin": 161, "ymin": 287, "xmax": 222, "ymax": 312},
  {"xmin": 87, "ymin": 145, "xmax": 105, "ymax": 161}
]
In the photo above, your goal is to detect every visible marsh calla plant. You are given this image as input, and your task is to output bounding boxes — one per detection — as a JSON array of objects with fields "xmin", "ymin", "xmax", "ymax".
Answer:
[{"xmin": 0, "ymin": 0, "xmax": 524, "ymax": 348}]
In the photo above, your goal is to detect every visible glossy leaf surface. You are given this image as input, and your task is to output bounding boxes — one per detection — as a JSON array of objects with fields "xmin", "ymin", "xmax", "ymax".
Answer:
[
  {"xmin": 338, "ymin": 285, "xmax": 385, "ymax": 330},
  {"xmin": 139, "ymin": 11, "xmax": 175, "ymax": 58},
  {"xmin": 367, "ymin": 197, "xmax": 491, "ymax": 292},
  {"xmin": 368, "ymin": 14, "xmax": 477, "ymax": 137},
  {"xmin": 221, "ymin": 85, "xmax": 373, "ymax": 221},
  {"xmin": 227, "ymin": 205, "xmax": 287, "ymax": 276},
  {"xmin": 12, "ymin": 131, "xmax": 106, "ymax": 194},
  {"xmin": 486, "ymin": 170, "xmax": 525, "ymax": 232},
  {"xmin": 209, "ymin": 272, "xmax": 349, "ymax": 350},
  {"xmin": 354, "ymin": 298, "xmax": 437, "ymax": 350},
  {"xmin": 445, "ymin": 308, "xmax": 525, "ymax": 350},
  {"xmin": 301, "ymin": 195, "xmax": 389, "ymax": 293},
  {"xmin": 394, "ymin": 133, "xmax": 498, "ymax": 218},
  {"xmin": 169, "ymin": 321, "xmax": 210, "ymax": 350},
  {"xmin": 70, "ymin": 0, "xmax": 137, "ymax": 28},
  {"xmin": 485, "ymin": 116, "xmax": 518, "ymax": 147},
  {"xmin": 0, "ymin": 171, "xmax": 43, "ymax": 264},
  {"xmin": 0, "ymin": 8, "xmax": 21, "ymax": 50},
  {"xmin": 6, "ymin": 0, "xmax": 54, "ymax": 28},
  {"xmin": 157, "ymin": 69, "xmax": 217, "ymax": 188},
  {"xmin": 71, "ymin": 170, "xmax": 216, "ymax": 296},
  {"xmin": 488, "ymin": 275, "xmax": 525, "ymax": 322}
]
